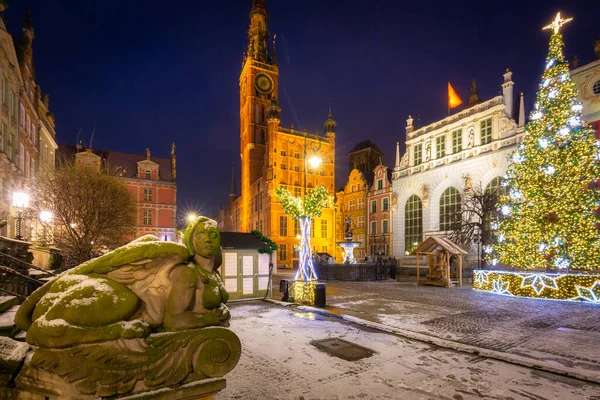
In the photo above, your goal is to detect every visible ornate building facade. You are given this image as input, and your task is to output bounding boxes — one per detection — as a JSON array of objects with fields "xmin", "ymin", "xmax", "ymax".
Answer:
[
  {"xmin": 218, "ymin": 0, "xmax": 337, "ymax": 268},
  {"xmin": 366, "ymin": 164, "xmax": 394, "ymax": 257},
  {"xmin": 571, "ymin": 38, "xmax": 600, "ymax": 134},
  {"xmin": 336, "ymin": 169, "xmax": 368, "ymax": 262},
  {"xmin": 391, "ymin": 70, "xmax": 526, "ymax": 265},
  {"xmin": 0, "ymin": 7, "xmax": 57, "ymax": 239}
]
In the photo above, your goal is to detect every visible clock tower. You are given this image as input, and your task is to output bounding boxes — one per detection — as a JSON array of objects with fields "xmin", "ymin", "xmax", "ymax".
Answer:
[{"xmin": 239, "ymin": 0, "xmax": 278, "ymax": 232}]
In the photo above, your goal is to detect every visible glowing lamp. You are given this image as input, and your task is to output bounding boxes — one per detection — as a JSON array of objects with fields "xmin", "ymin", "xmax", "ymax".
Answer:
[
  {"xmin": 187, "ymin": 214, "xmax": 198, "ymax": 222},
  {"xmin": 307, "ymin": 155, "xmax": 322, "ymax": 169},
  {"xmin": 39, "ymin": 211, "xmax": 53, "ymax": 223},
  {"xmin": 12, "ymin": 192, "xmax": 30, "ymax": 209}
]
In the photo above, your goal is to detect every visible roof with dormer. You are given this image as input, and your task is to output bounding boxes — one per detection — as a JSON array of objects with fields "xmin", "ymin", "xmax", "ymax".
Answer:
[{"xmin": 58, "ymin": 144, "xmax": 173, "ymax": 182}]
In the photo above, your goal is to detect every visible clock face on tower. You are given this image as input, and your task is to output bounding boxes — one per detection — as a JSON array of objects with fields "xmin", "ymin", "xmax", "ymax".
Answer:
[{"xmin": 254, "ymin": 73, "xmax": 274, "ymax": 94}]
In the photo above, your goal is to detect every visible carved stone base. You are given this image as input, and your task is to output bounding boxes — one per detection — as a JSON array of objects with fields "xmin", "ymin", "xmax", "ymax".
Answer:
[{"xmin": 14, "ymin": 327, "xmax": 241, "ymax": 399}]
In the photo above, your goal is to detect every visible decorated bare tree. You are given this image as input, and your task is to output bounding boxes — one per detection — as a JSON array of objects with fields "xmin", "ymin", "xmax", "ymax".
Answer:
[
  {"xmin": 32, "ymin": 160, "xmax": 136, "ymax": 266},
  {"xmin": 274, "ymin": 185, "xmax": 329, "ymax": 281}
]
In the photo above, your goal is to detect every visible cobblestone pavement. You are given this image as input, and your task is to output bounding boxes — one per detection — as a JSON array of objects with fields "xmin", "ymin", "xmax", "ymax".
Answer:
[
  {"xmin": 222, "ymin": 302, "xmax": 600, "ymax": 399},
  {"xmin": 273, "ymin": 272, "xmax": 600, "ymax": 377}
]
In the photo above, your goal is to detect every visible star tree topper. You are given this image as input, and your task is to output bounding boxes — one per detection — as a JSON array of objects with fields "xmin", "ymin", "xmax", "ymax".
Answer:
[{"xmin": 542, "ymin": 12, "xmax": 573, "ymax": 34}]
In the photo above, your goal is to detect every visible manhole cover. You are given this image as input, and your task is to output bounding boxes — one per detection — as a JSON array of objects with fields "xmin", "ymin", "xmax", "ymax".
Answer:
[{"xmin": 311, "ymin": 338, "xmax": 375, "ymax": 361}]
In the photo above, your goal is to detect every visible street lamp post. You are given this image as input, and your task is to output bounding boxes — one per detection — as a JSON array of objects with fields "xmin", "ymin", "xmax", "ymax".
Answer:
[
  {"xmin": 39, "ymin": 210, "xmax": 53, "ymax": 246},
  {"xmin": 12, "ymin": 191, "xmax": 30, "ymax": 241}
]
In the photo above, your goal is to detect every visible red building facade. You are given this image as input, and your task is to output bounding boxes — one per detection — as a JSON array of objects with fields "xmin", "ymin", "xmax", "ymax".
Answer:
[
  {"xmin": 61, "ymin": 144, "xmax": 177, "ymax": 242},
  {"xmin": 366, "ymin": 164, "xmax": 394, "ymax": 257}
]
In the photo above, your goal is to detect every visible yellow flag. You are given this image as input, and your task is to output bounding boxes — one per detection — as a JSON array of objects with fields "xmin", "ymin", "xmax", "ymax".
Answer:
[{"xmin": 448, "ymin": 82, "xmax": 463, "ymax": 109}]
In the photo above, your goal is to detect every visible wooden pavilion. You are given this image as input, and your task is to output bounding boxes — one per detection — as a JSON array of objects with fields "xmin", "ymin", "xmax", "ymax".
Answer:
[{"xmin": 414, "ymin": 237, "xmax": 468, "ymax": 287}]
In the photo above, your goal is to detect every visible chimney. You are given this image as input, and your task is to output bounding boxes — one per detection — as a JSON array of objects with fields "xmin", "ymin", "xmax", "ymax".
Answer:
[{"xmin": 502, "ymin": 68, "xmax": 514, "ymax": 117}]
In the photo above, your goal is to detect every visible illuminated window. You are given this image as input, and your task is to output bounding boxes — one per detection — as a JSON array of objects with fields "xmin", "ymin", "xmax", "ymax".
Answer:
[
  {"xmin": 348, "ymin": 199, "xmax": 355, "ymax": 211},
  {"xmin": 413, "ymin": 143, "xmax": 422, "ymax": 166},
  {"xmin": 436, "ymin": 135, "xmax": 446, "ymax": 158},
  {"xmin": 405, "ymin": 195, "xmax": 422, "ymax": 254},
  {"xmin": 144, "ymin": 188, "xmax": 152, "ymax": 201},
  {"xmin": 279, "ymin": 216, "xmax": 288, "ymax": 236},
  {"xmin": 279, "ymin": 244, "xmax": 287, "ymax": 261},
  {"xmin": 440, "ymin": 187, "xmax": 461, "ymax": 231},
  {"xmin": 143, "ymin": 209, "xmax": 152, "ymax": 225},
  {"xmin": 357, "ymin": 198, "xmax": 365, "ymax": 209},
  {"xmin": 294, "ymin": 219, "xmax": 300, "ymax": 236},
  {"xmin": 452, "ymin": 129, "xmax": 462, "ymax": 153},
  {"xmin": 357, "ymin": 216, "xmax": 365, "ymax": 227},
  {"xmin": 480, "ymin": 118, "xmax": 492, "ymax": 145},
  {"xmin": 484, "ymin": 176, "xmax": 507, "ymax": 229},
  {"xmin": 321, "ymin": 220, "xmax": 327, "ymax": 238}
]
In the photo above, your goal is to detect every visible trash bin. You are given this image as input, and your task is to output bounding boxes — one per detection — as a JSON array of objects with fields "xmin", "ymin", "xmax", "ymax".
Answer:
[
  {"xmin": 314, "ymin": 282, "xmax": 326, "ymax": 307},
  {"xmin": 280, "ymin": 279, "xmax": 291, "ymax": 302}
]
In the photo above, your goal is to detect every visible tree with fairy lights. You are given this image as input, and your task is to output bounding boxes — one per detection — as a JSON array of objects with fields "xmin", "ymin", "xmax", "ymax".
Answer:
[
  {"xmin": 490, "ymin": 13, "xmax": 600, "ymax": 271},
  {"xmin": 274, "ymin": 185, "xmax": 330, "ymax": 281}
]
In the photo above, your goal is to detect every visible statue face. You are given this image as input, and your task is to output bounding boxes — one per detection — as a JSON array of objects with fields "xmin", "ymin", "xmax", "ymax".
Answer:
[{"xmin": 193, "ymin": 222, "xmax": 221, "ymax": 258}]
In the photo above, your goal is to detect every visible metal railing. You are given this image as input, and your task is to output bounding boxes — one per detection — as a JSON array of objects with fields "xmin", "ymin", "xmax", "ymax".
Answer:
[
  {"xmin": 0, "ymin": 252, "xmax": 55, "ymax": 297},
  {"xmin": 317, "ymin": 264, "xmax": 393, "ymax": 281}
]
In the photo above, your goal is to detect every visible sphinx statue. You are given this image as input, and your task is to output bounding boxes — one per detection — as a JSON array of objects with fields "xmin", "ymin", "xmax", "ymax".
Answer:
[{"xmin": 12, "ymin": 217, "xmax": 241, "ymax": 399}]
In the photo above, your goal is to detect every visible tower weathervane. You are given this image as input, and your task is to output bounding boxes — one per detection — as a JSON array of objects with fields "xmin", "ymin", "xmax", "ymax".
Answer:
[{"xmin": 543, "ymin": 12, "xmax": 573, "ymax": 34}]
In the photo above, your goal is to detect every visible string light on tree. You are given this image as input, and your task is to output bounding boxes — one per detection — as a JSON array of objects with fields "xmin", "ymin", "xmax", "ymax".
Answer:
[{"xmin": 489, "ymin": 12, "xmax": 600, "ymax": 271}]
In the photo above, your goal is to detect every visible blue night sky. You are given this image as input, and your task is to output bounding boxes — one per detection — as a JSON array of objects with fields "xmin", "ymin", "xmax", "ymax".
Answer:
[{"xmin": 5, "ymin": 0, "xmax": 599, "ymax": 217}]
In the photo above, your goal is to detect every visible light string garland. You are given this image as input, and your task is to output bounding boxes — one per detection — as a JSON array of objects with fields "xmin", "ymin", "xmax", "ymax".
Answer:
[{"xmin": 488, "ymin": 13, "xmax": 600, "ymax": 272}]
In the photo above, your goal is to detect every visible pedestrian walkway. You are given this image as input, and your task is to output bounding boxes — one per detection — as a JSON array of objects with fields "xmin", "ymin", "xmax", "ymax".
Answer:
[{"xmin": 272, "ymin": 272, "xmax": 600, "ymax": 384}]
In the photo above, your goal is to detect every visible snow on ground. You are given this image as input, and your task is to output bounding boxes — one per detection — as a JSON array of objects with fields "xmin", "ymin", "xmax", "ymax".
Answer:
[{"xmin": 221, "ymin": 302, "xmax": 600, "ymax": 400}]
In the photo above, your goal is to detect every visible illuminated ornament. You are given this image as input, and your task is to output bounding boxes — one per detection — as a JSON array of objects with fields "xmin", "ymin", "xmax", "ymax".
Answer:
[
  {"xmin": 538, "ymin": 242, "xmax": 548, "ymax": 252},
  {"xmin": 520, "ymin": 273, "xmax": 561, "ymax": 295},
  {"xmin": 575, "ymin": 281, "xmax": 600, "ymax": 303},
  {"xmin": 474, "ymin": 270, "xmax": 490, "ymax": 286},
  {"xmin": 572, "ymin": 104, "xmax": 583, "ymax": 113},
  {"xmin": 560, "ymin": 74, "xmax": 568, "ymax": 82},
  {"xmin": 491, "ymin": 222, "xmax": 499, "ymax": 230},
  {"xmin": 491, "ymin": 278, "xmax": 510, "ymax": 295},
  {"xmin": 530, "ymin": 111, "xmax": 542, "ymax": 120},
  {"xmin": 498, "ymin": 233, "xmax": 505, "ymax": 242},
  {"xmin": 542, "ymin": 79, "xmax": 550, "ymax": 87},
  {"xmin": 512, "ymin": 153, "xmax": 525, "ymax": 163},
  {"xmin": 555, "ymin": 257, "xmax": 570, "ymax": 269},
  {"xmin": 543, "ymin": 165, "xmax": 555, "ymax": 175},
  {"xmin": 538, "ymin": 138, "xmax": 550, "ymax": 148},
  {"xmin": 546, "ymin": 59, "xmax": 555, "ymax": 69},
  {"xmin": 551, "ymin": 236, "xmax": 563, "ymax": 246},
  {"xmin": 501, "ymin": 205, "xmax": 511, "ymax": 216},
  {"xmin": 548, "ymin": 89, "xmax": 558, "ymax": 98},
  {"xmin": 558, "ymin": 127, "xmax": 570, "ymax": 136},
  {"xmin": 491, "ymin": 258, "xmax": 498, "ymax": 266},
  {"xmin": 568, "ymin": 117, "xmax": 580, "ymax": 127},
  {"xmin": 484, "ymin": 245, "xmax": 493, "ymax": 254},
  {"xmin": 510, "ymin": 189, "xmax": 522, "ymax": 200}
]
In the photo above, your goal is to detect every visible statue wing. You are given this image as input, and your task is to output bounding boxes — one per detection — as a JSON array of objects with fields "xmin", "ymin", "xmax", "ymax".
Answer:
[{"xmin": 73, "ymin": 235, "xmax": 190, "ymax": 326}]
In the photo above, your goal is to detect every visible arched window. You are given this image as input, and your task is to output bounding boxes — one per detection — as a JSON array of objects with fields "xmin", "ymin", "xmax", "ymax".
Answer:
[
  {"xmin": 484, "ymin": 176, "xmax": 506, "ymax": 229},
  {"xmin": 405, "ymin": 195, "xmax": 423, "ymax": 255},
  {"xmin": 439, "ymin": 187, "xmax": 461, "ymax": 231}
]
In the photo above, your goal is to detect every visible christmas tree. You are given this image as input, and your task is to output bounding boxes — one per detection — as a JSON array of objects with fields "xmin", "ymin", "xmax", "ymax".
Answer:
[{"xmin": 491, "ymin": 13, "xmax": 600, "ymax": 271}]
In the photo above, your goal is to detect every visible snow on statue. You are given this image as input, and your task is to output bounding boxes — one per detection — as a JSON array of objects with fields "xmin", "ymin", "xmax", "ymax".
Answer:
[
  {"xmin": 11, "ymin": 217, "xmax": 240, "ymax": 399},
  {"xmin": 16, "ymin": 216, "xmax": 230, "ymax": 348}
]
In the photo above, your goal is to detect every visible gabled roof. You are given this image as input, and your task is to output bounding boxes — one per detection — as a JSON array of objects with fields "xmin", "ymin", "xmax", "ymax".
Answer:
[
  {"xmin": 349, "ymin": 140, "xmax": 383, "ymax": 155},
  {"xmin": 220, "ymin": 232, "xmax": 268, "ymax": 251},
  {"xmin": 414, "ymin": 236, "xmax": 468, "ymax": 255},
  {"xmin": 59, "ymin": 144, "xmax": 173, "ymax": 182}
]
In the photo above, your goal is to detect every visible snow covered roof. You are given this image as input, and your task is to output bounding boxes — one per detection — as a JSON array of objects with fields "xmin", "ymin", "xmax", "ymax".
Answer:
[{"xmin": 414, "ymin": 236, "xmax": 468, "ymax": 255}]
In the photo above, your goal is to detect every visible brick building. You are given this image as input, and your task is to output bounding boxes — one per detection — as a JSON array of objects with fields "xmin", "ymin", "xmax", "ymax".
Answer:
[{"xmin": 60, "ymin": 144, "xmax": 177, "ymax": 241}]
